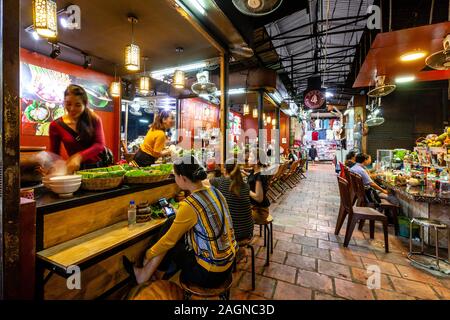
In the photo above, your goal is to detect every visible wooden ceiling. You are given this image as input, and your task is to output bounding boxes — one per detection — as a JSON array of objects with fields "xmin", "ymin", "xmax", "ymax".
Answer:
[
  {"xmin": 20, "ymin": 0, "xmax": 219, "ymax": 76},
  {"xmin": 353, "ymin": 22, "xmax": 450, "ymax": 88}
]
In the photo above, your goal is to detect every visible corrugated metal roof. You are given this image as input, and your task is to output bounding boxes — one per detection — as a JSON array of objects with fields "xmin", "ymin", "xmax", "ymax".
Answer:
[{"xmin": 264, "ymin": 0, "xmax": 373, "ymax": 98}]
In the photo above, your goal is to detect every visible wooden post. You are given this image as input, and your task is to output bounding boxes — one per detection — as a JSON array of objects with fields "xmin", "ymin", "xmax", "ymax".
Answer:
[
  {"xmin": 220, "ymin": 53, "xmax": 229, "ymax": 165},
  {"xmin": 1, "ymin": 0, "xmax": 21, "ymax": 300},
  {"xmin": 257, "ymin": 90, "xmax": 265, "ymax": 152},
  {"xmin": 275, "ymin": 107, "xmax": 281, "ymax": 163},
  {"xmin": 353, "ymin": 95, "xmax": 367, "ymax": 153}
]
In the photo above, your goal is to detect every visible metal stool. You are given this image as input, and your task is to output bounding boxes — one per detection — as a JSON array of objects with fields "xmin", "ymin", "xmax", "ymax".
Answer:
[
  {"xmin": 180, "ymin": 275, "xmax": 233, "ymax": 300},
  {"xmin": 234, "ymin": 238, "xmax": 255, "ymax": 291},
  {"xmin": 408, "ymin": 217, "xmax": 450, "ymax": 273},
  {"xmin": 255, "ymin": 215, "xmax": 274, "ymax": 267}
]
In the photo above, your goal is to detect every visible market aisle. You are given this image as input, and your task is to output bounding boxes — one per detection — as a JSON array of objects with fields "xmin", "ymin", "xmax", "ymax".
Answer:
[{"xmin": 232, "ymin": 163, "xmax": 450, "ymax": 300}]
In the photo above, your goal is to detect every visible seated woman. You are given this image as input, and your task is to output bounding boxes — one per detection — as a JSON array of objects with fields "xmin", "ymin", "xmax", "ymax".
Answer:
[
  {"xmin": 123, "ymin": 155, "xmax": 237, "ymax": 288},
  {"xmin": 208, "ymin": 159, "xmax": 254, "ymax": 242},
  {"xmin": 247, "ymin": 149, "xmax": 271, "ymax": 222}
]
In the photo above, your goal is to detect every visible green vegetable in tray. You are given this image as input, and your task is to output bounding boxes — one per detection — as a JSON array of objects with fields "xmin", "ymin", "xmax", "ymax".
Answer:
[
  {"xmin": 125, "ymin": 170, "xmax": 152, "ymax": 177},
  {"xmin": 76, "ymin": 169, "xmax": 125, "ymax": 179}
]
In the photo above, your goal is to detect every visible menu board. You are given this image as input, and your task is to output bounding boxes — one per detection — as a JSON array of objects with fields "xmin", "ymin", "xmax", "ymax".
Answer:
[{"xmin": 20, "ymin": 62, "xmax": 114, "ymax": 136}]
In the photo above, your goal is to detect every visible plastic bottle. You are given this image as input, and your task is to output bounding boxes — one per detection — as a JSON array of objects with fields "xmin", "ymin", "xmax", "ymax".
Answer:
[{"xmin": 128, "ymin": 200, "xmax": 136, "ymax": 226}]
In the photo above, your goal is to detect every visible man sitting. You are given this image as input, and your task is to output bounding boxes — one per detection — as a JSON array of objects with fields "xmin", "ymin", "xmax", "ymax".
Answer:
[{"xmin": 350, "ymin": 153, "xmax": 399, "ymax": 206}]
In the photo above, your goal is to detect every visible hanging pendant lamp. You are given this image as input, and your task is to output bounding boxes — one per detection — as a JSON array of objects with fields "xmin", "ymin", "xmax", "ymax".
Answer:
[
  {"xmin": 173, "ymin": 70, "xmax": 185, "ymax": 89},
  {"xmin": 252, "ymin": 108, "xmax": 258, "ymax": 118},
  {"xmin": 125, "ymin": 16, "xmax": 140, "ymax": 72},
  {"xmin": 243, "ymin": 104, "xmax": 250, "ymax": 116},
  {"xmin": 32, "ymin": 0, "xmax": 57, "ymax": 38},
  {"xmin": 110, "ymin": 65, "xmax": 121, "ymax": 97},
  {"xmin": 173, "ymin": 47, "xmax": 185, "ymax": 89},
  {"xmin": 139, "ymin": 57, "xmax": 151, "ymax": 95}
]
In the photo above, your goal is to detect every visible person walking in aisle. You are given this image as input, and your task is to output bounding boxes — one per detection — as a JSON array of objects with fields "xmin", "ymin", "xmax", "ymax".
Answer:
[{"xmin": 309, "ymin": 145, "xmax": 318, "ymax": 166}]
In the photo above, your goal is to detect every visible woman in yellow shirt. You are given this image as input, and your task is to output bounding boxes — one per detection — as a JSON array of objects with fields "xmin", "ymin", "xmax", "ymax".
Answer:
[
  {"xmin": 123, "ymin": 155, "xmax": 237, "ymax": 288},
  {"xmin": 133, "ymin": 110, "xmax": 175, "ymax": 166}
]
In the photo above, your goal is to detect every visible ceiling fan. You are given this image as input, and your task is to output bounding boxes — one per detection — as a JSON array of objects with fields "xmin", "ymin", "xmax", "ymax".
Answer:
[
  {"xmin": 143, "ymin": 100, "xmax": 156, "ymax": 114},
  {"xmin": 425, "ymin": 34, "xmax": 450, "ymax": 70},
  {"xmin": 365, "ymin": 98, "xmax": 385, "ymax": 127},
  {"xmin": 232, "ymin": 0, "xmax": 283, "ymax": 16},
  {"xmin": 230, "ymin": 43, "xmax": 254, "ymax": 58},
  {"xmin": 129, "ymin": 104, "xmax": 142, "ymax": 117},
  {"xmin": 191, "ymin": 71, "xmax": 217, "ymax": 95},
  {"xmin": 367, "ymin": 75, "xmax": 396, "ymax": 98}
]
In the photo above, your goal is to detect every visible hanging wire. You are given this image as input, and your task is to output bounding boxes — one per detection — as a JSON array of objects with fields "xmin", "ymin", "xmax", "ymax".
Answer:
[
  {"xmin": 389, "ymin": 0, "xmax": 392, "ymax": 32},
  {"xmin": 131, "ymin": 19, "xmax": 135, "ymax": 44},
  {"xmin": 429, "ymin": 0, "xmax": 435, "ymax": 24},
  {"xmin": 323, "ymin": 0, "xmax": 330, "ymax": 74},
  {"xmin": 244, "ymin": 68, "xmax": 250, "ymax": 105}
]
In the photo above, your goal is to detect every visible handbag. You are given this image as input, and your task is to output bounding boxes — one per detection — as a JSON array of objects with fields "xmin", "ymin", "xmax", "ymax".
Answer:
[{"xmin": 57, "ymin": 118, "xmax": 113, "ymax": 167}]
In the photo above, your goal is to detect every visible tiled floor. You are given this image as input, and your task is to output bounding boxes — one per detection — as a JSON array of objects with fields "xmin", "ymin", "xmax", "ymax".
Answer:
[{"xmin": 231, "ymin": 163, "xmax": 450, "ymax": 300}]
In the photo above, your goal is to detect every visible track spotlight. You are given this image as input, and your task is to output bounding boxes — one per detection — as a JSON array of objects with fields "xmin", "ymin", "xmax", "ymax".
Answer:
[
  {"xmin": 83, "ymin": 55, "xmax": 92, "ymax": 69},
  {"xmin": 50, "ymin": 43, "xmax": 61, "ymax": 59}
]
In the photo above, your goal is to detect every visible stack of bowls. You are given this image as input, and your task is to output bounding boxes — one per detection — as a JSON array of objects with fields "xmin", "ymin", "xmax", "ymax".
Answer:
[{"xmin": 47, "ymin": 175, "xmax": 82, "ymax": 198}]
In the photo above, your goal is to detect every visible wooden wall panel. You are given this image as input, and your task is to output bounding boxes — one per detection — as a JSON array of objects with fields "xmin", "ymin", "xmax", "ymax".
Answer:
[
  {"xmin": 367, "ymin": 81, "xmax": 449, "ymax": 158},
  {"xmin": 19, "ymin": 198, "xmax": 36, "ymax": 299},
  {"xmin": 43, "ymin": 183, "xmax": 178, "ymax": 248}
]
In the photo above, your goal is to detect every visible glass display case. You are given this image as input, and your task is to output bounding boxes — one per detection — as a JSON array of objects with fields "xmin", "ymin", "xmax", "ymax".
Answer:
[{"xmin": 377, "ymin": 149, "xmax": 394, "ymax": 170}]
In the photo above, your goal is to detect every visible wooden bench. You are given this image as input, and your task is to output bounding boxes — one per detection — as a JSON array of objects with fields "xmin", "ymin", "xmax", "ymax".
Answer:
[
  {"xmin": 36, "ymin": 219, "xmax": 167, "ymax": 300},
  {"xmin": 37, "ymin": 219, "xmax": 167, "ymax": 275}
]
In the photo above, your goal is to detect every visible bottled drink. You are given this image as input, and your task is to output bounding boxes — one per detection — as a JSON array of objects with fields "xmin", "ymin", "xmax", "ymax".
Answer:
[{"xmin": 128, "ymin": 200, "xmax": 136, "ymax": 226}]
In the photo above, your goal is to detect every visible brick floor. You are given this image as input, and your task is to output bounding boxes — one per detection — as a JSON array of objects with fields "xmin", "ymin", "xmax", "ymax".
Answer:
[{"xmin": 231, "ymin": 163, "xmax": 450, "ymax": 300}]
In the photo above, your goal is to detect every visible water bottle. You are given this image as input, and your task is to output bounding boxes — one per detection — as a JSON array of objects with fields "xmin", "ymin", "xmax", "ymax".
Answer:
[{"xmin": 128, "ymin": 200, "xmax": 136, "ymax": 226}]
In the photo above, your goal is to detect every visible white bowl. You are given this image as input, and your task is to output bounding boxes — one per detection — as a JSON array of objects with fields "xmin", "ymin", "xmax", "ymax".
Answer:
[
  {"xmin": 49, "ymin": 181, "xmax": 81, "ymax": 197},
  {"xmin": 49, "ymin": 175, "xmax": 82, "ymax": 183},
  {"xmin": 43, "ymin": 175, "xmax": 81, "ymax": 188},
  {"xmin": 48, "ymin": 178, "xmax": 82, "ymax": 186}
]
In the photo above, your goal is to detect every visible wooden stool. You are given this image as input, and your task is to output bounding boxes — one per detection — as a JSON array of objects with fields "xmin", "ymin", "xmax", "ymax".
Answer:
[
  {"xmin": 180, "ymin": 275, "xmax": 233, "ymax": 300},
  {"xmin": 127, "ymin": 280, "xmax": 184, "ymax": 300},
  {"xmin": 235, "ymin": 238, "xmax": 255, "ymax": 291},
  {"xmin": 255, "ymin": 215, "xmax": 274, "ymax": 266}
]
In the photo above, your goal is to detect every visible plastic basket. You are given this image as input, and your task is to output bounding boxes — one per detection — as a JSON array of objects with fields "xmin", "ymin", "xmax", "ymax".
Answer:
[{"xmin": 398, "ymin": 216, "xmax": 420, "ymax": 239}]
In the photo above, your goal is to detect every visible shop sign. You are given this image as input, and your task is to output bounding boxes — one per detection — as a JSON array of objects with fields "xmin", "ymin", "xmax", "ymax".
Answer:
[{"xmin": 304, "ymin": 90, "xmax": 325, "ymax": 110}]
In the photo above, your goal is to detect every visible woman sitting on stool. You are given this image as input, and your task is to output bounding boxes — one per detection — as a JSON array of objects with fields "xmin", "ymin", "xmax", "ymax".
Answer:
[{"xmin": 123, "ymin": 155, "xmax": 237, "ymax": 288}]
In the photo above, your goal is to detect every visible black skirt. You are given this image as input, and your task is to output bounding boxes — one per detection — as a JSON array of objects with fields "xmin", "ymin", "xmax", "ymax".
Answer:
[
  {"xmin": 153, "ymin": 218, "xmax": 232, "ymax": 288},
  {"xmin": 133, "ymin": 149, "xmax": 157, "ymax": 167}
]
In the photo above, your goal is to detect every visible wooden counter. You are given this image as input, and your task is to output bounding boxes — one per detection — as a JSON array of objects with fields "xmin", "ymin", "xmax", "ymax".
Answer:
[
  {"xmin": 34, "ymin": 179, "xmax": 179, "ymax": 300},
  {"xmin": 378, "ymin": 179, "xmax": 449, "ymax": 249}
]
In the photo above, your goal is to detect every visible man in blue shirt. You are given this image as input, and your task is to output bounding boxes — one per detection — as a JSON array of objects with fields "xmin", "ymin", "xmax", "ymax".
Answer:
[
  {"xmin": 350, "ymin": 153, "xmax": 400, "ymax": 206},
  {"xmin": 350, "ymin": 153, "xmax": 388, "ymax": 195}
]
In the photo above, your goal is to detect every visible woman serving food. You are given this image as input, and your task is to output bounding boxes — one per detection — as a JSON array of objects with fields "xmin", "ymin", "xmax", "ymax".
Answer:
[
  {"xmin": 133, "ymin": 110, "xmax": 175, "ymax": 167},
  {"xmin": 49, "ymin": 84, "xmax": 106, "ymax": 173}
]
